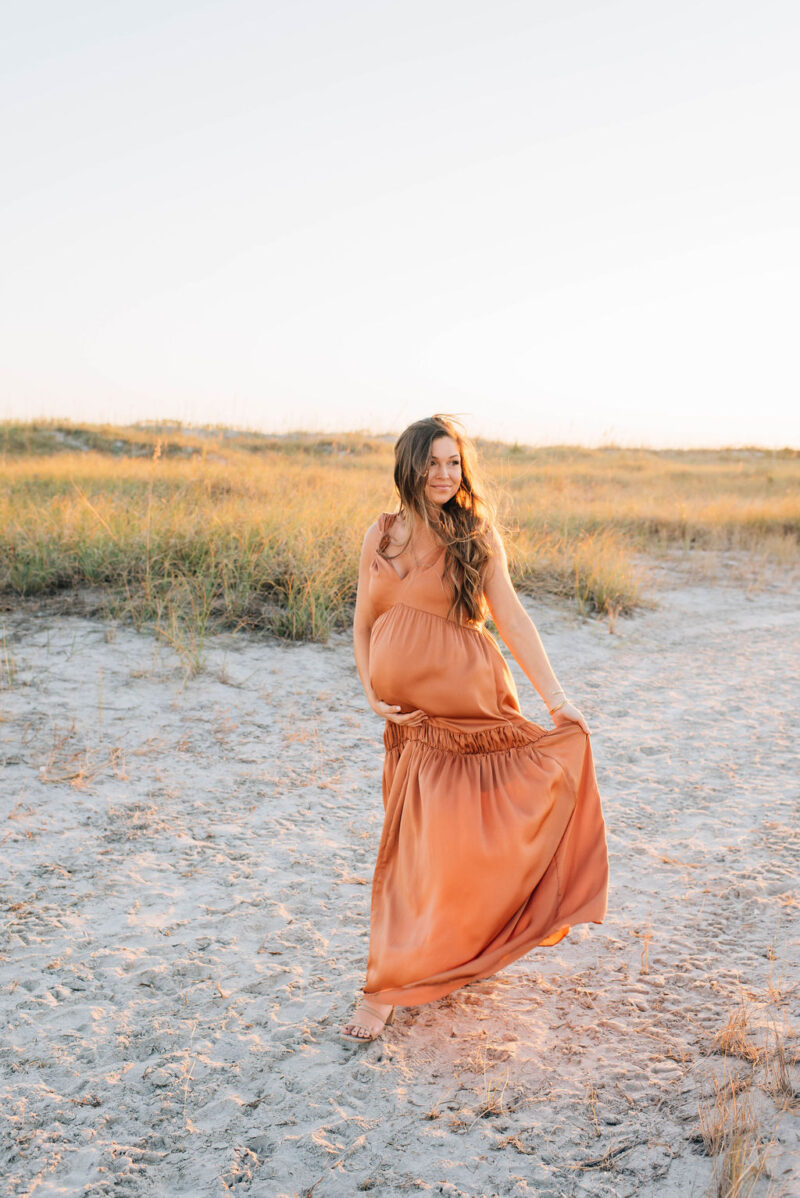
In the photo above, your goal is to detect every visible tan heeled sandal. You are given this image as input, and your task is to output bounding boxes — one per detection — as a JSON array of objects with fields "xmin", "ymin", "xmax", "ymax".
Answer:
[{"xmin": 340, "ymin": 1000, "xmax": 396, "ymax": 1043}]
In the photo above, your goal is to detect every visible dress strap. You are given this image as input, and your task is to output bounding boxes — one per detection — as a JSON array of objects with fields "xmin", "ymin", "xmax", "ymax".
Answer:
[{"xmin": 377, "ymin": 511, "xmax": 400, "ymax": 556}]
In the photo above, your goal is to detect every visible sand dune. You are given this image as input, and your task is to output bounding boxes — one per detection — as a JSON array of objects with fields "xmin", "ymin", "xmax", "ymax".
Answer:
[{"xmin": 1, "ymin": 554, "xmax": 798, "ymax": 1197}]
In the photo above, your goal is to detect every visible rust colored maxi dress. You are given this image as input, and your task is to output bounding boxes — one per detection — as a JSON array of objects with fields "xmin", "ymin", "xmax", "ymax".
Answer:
[{"xmin": 362, "ymin": 514, "xmax": 609, "ymax": 1008}]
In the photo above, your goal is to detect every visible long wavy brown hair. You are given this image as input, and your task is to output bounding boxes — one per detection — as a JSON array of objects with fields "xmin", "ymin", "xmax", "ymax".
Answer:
[{"xmin": 384, "ymin": 415, "xmax": 495, "ymax": 624}]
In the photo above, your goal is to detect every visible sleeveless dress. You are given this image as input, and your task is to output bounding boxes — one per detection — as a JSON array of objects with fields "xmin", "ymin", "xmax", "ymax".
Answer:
[{"xmin": 362, "ymin": 514, "xmax": 609, "ymax": 1007}]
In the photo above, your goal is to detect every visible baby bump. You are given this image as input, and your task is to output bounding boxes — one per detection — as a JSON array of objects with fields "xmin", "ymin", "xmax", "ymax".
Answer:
[{"xmin": 369, "ymin": 603, "xmax": 514, "ymax": 720}]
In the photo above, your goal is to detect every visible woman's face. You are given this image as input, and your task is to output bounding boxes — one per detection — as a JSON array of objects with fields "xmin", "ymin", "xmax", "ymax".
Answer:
[{"xmin": 424, "ymin": 435, "xmax": 462, "ymax": 506}]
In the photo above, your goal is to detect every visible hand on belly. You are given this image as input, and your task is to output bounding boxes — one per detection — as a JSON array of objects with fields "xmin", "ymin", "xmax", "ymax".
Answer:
[{"xmin": 372, "ymin": 696, "xmax": 428, "ymax": 726}]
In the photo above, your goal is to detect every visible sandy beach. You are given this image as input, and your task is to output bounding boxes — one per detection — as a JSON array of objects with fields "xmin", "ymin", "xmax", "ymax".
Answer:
[{"xmin": 1, "ymin": 553, "xmax": 798, "ymax": 1197}]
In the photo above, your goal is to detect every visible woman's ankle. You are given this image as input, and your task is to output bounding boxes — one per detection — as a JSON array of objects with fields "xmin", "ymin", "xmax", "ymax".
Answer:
[{"xmin": 361, "ymin": 995, "xmax": 392, "ymax": 1013}]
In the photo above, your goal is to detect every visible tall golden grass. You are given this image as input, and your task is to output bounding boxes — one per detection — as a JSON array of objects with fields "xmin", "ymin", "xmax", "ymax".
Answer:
[{"xmin": 1, "ymin": 421, "xmax": 798, "ymax": 641}]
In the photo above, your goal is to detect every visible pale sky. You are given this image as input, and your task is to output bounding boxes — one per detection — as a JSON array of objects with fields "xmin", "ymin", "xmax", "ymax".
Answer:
[{"xmin": 2, "ymin": 0, "xmax": 798, "ymax": 447}]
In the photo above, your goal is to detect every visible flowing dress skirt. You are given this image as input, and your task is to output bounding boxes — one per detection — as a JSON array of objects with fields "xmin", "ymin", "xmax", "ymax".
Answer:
[{"xmin": 363, "ymin": 588, "xmax": 609, "ymax": 1008}]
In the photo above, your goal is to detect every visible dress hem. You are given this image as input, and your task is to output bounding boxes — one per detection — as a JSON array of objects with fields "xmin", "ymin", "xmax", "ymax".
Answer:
[{"xmin": 363, "ymin": 894, "xmax": 607, "ymax": 1008}]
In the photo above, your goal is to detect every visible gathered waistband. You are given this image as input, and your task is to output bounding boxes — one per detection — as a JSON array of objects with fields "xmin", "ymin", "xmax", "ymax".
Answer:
[{"xmin": 384, "ymin": 717, "xmax": 551, "ymax": 757}]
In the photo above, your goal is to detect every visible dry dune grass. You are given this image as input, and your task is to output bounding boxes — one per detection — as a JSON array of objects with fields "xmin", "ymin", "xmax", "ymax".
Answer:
[
  {"xmin": 699, "ymin": 989, "xmax": 800, "ymax": 1198},
  {"xmin": 1, "ymin": 419, "xmax": 798, "ymax": 642}
]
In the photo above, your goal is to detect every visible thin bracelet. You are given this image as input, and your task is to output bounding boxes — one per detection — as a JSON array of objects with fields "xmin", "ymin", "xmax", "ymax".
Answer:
[{"xmin": 548, "ymin": 698, "xmax": 567, "ymax": 715}]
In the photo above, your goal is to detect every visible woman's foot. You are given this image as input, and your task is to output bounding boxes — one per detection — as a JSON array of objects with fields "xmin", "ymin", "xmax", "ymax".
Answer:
[{"xmin": 340, "ymin": 998, "xmax": 395, "ymax": 1043}]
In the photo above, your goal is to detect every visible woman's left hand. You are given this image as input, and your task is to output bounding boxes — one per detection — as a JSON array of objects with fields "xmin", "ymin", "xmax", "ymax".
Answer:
[{"xmin": 551, "ymin": 701, "xmax": 591, "ymax": 735}]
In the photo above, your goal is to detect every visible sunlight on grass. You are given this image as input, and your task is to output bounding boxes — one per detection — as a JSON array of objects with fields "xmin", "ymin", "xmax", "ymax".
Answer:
[{"xmin": 1, "ymin": 420, "xmax": 797, "ymax": 642}]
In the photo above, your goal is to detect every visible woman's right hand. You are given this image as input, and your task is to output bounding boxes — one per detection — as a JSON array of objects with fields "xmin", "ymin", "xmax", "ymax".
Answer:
[
  {"xmin": 371, "ymin": 699, "xmax": 427, "ymax": 726},
  {"xmin": 551, "ymin": 701, "xmax": 591, "ymax": 735}
]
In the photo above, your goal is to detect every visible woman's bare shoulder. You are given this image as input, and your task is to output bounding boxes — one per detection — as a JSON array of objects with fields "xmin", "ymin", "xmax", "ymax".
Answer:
[
  {"xmin": 362, "ymin": 520, "xmax": 382, "ymax": 549},
  {"xmin": 485, "ymin": 521, "xmax": 506, "ymax": 553}
]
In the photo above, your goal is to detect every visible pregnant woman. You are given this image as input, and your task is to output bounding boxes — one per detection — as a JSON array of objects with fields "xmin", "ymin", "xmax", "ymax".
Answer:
[{"xmin": 340, "ymin": 415, "xmax": 609, "ymax": 1042}]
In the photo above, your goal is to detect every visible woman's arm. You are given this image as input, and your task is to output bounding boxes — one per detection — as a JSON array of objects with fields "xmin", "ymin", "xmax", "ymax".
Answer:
[
  {"xmin": 353, "ymin": 523, "xmax": 426, "ymax": 725},
  {"xmin": 353, "ymin": 523, "xmax": 388, "ymax": 713},
  {"xmin": 483, "ymin": 528, "xmax": 590, "ymax": 733}
]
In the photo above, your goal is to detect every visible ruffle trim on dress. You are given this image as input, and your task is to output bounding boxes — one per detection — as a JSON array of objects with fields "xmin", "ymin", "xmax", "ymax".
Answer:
[{"xmin": 384, "ymin": 718, "xmax": 548, "ymax": 757}]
